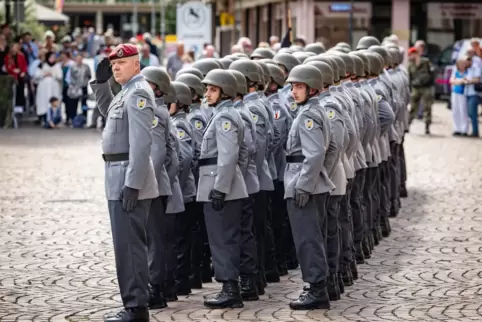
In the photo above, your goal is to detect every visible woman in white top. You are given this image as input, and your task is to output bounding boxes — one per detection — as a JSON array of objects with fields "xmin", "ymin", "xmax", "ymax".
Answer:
[{"xmin": 34, "ymin": 52, "xmax": 62, "ymax": 124}]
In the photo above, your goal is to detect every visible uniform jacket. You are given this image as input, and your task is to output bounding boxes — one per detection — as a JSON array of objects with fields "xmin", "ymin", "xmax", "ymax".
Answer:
[
  {"xmin": 244, "ymin": 92, "xmax": 274, "ymax": 191},
  {"xmin": 166, "ymin": 126, "xmax": 186, "ymax": 214},
  {"xmin": 171, "ymin": 111, "xmax": 197, "ymax": 203},
  {"xmin": 234, "ymin": 99, "xmax": 260, "ymax": 195},
  {"xmin": 355, "ymin": 82, "xmax": 376, "ymax": 165},
  {"xmin": 90, "ymin": 75, "xmax": 159, "ymax": 201},
  {"xmin": 259, "ymin": 91, "xmax": 280, "ymax": 181},
  {"xmin": 268, "ymin": 92, "xmax": 293, "ymax": 181},
  {"xmin": 187, "ymin": 102, "xmax": 207, "ymax": 178},
  {"xmin": 151, "ymin": 98, "xmax": 173, "ymax": 197},
  {"xmin": 408, "ymin": 57, "xmax": 433, "ymax": 88},
  {"xmin": 362, "ymin": 80, "xmax": 382, "ymax": 166},
  {"xmin": 319, "ymin": 91, "xmax": 346, "ymax": 196},
  {"xmin": 196, "ymin": 100, "xmax": 248, "ymax": 202},
  {"xmin": 344, "ymin": 82, "xmax": 367, "ymax": 171},
  {"xmin": 284, "ymin": 97, "xmax": 335, "ymax": 199},
  {"xmin": 280, "ymin": 84, "xmax": 299, "ymax": 118}
]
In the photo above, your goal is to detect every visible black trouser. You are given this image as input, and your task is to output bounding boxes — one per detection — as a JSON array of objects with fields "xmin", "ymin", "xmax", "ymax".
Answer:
[
  {"xmin": 176, "ymin": 201, "xmax": 197, "ymax": 283},
  {"xmin": 108, "ymin": 199, "xmax": 152, "ymax": 309},
  {"xmin": 379, "ymin": 161, "xmax": 390, "ymax": 222},
  {"xmin": 399, "ymin": 140, "xmax": 407, "ymax": 189},
  {"xmin": 289, "ymin": 193, "xmax": 329, "ymax": 283},
  {"xmin": 340, "ymin": 180, "xmax": 354, "ymax": 266},
  {"xmin": 351, "ymin": 170, "xmax": 366, "ymax": 245},
  {"xmin": 253, "ymin": 191, "xmax": 268, "ymax": 280},
  {"xmin": 326, "ymin": 195, "xmax": 341, "ymax": 274},
  {"xmin": 272, "ymin": 181, "xmax": 288, "ymax": 267},
  {"xmin": 389, "ymin": 143, "xmax": 400, "ymax": 204},
  {"xmin": 363, "ymin": 167, "xmax": 377, "ymax": 235},
  {"xmin": 190, "ymin": 201, "xmax": 206, "ymax": 280},
  {"xmin": 63, "ymin": 87, "xmax": 77, "ymax": 123},
  {"xmin": 265, "ymin": 188, "xmax": 278, "ymax": 274},
  {"xmin": 147, "ymin": 196, "xmax": 168, "ymax": 286},
  {"xmin": 240, "ymin": 195, "xmax": 258, "ymax": 277},
  {"xmin": 204, "ymin": 200, "xmax": 243, "ymax": 281}
]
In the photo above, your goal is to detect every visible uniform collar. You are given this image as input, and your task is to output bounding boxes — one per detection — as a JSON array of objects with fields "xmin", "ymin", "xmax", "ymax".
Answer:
[
  {"xmin": 155, "ymin": 97, "xmax": 164, "ymax": 106},
  {"xmin": 172, "ymin": 111, "xmax": 187, "ymax": 119},
  {"xmin": 190, "ymin": 102, "xmax": 201, "ymax": 111},
  {"xmin": 354, "ymin": 82, "xmax": 362, "ymax": 88},
  {"xmin": 282, "ymin": 84, "xmax": 291, "ymax": 92},
  {"xmin": 306, "ymin": 96, "xmax": 319, "ymax": 106},
  {"xmin": 267, "ymin": 92, "xmax": 278, "ymax": 101},
  {"xmin": 329, "ymin": 85, "xmax": 338, "ymax": 93},
  {"xmin": 342, "ymin": 80, "xmax": 354, "ymax": 88},
  {"xmin": 318, "ymin": 90, "xmax": 331, "ymax": 99},
  {"xmin": 243, "ymin": 91, "xmax": 260, "ymax": 103},
  {"xmin": 368, "ymin": 78, "xmax": 378, "ymax": 86},
  {"xmin": 213, "ymin": 99, "xmax": 232, "ymax": 115},
  {"xmin": 121, "ymin": 74, "xmax": 144, "ymax": 90},
  {"xmin": 233, "ymin": 99, "xmax": 243, "ymax": 108}
]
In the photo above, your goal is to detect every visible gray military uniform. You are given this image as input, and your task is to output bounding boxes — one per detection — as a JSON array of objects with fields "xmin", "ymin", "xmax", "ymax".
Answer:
[
  {"xmin": 90, "ymin": 74, "xmax": 158, "ymax": 309},
  {"xmin": 166, "ymin": 124, "xmax": 186, "ymax": 214},
  {"xmin": 259, "ymin": 91, "xmax": 280, "ymax": 181}
]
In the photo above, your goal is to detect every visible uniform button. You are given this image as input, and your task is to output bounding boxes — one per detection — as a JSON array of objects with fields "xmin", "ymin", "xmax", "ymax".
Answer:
[
  {"xmin": 210, "ymin": 172, "xmax": 214, "ymax": 175},
  {"xmin": 121, "ymin": 161, "xmax": 125, "ymax": 166}
]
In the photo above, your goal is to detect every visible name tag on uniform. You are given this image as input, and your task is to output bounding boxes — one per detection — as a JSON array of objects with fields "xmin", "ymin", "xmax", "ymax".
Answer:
[
  {"xmin": 290, "ymin": 102, "xmax": 298, "ymax": 111},
  {"xmin": 194, "ymin": 120, "xmax": 204, "ymax": 130},
  {"xmin": 152, "ymin": 116, "xmax": 159, "ymax": 128},
  {"xmin": 304, "ymin": 118, "xmax": 314, "ymax": 130},
  {"xmin": 251, "ymin": 113, "xmax": 258, "ymax": 124},
  {"xmin": 327, "ymin": 110, "xmax": 336, "ymax": 120}
]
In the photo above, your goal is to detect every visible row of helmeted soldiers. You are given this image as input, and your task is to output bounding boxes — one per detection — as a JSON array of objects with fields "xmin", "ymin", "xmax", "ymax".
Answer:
[{"xmin": 93, "ymin": 35, "xmax": 410, "ymax": 321}]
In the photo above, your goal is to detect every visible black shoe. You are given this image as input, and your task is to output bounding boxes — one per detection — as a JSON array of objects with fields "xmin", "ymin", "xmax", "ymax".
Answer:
[
  {"xmin": 350, "ymin": 261, "xmax": 359, "ymax": 280},
  {"xmin": 400, "ymin": 185, "xmax": 408, "ymax": 198},
  {"xmin": 389, "ymin": 200, "xmax": 399, "ymax": 217},
  {"xmin": 425, "ymin": 124, "xmax": 430, "ymax": 135},
  {"xmin": 164, "ymin": 282, "xmax": 178, "ymax": 302},
  {"xmin": 326, "ymin": 274, "xmax": 340, "ymax": 301},
  {"xmin": 355, "ymin": 242, "xmax": 365, "ymax": 264},
  {"xmin": 240, "ymin": 276, "xmax": 259, "ymax": 301},
  {"xmin": 381, "ymin": 218, "xmax": 391, "ymax": 238},
  {"xmin": 362, "ymin": 238, "xmax": 371, "ymax": 259},
  {"xmin": 289, "ymin": 282, "xmax": 330, "ymax": 310},
  {"xmin": 203, "ymin": 281, "xmax": 244, "ymax": 309},
  {"xmin": 372, "ymin": 228, "xmax": 380, "ymax": 246},
  {"xmin": 256, "ymin": 277, "xmax": 265, "ymax": 296},
  {"xmin": 337, "ymin": 272, "xmax": 345, "ymax": 294},
  {"xmin": 277, "ymin": 262, "xmax": 289, "ymax": 276},
  {"xmin": 286, "ymin": 259, "xmax": 299, "ymax": 270},
  {"xmin": 342, "ymin": 266, "xmax": 353, "ymax": 287},
  {"xmin": 470, "ymin": 133, "xmax": 479, "ymax": 138},
  {"xmin": 265, "ymin": 269, "xmax": 280, "ymax": 283},
  {"xmin": 201, "ymin": 267, "xmax": 212, "ymax": 283},
  {"xmin": 453, "ymin": 132, "xmax": 461, "ymax": 136},
  {"xmin": 104, "ymin": 308, "xmax": 149, "ymax": 322},
  {"xmin": 176, "ymin": 279, "xmax": 192, "ymax": 296},
  {"xmin": 148, "ymin": 284, "xmax": 167, "ymax": 310},
  {"xmin": 190, "ymin": 274, "xmax": 203, "ymax": 289}
]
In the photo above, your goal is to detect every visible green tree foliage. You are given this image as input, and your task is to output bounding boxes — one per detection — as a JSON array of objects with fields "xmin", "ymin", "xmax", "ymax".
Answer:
[{"xmin": 18, "ymin": 0, "xmax": 46, "ymax": 41}]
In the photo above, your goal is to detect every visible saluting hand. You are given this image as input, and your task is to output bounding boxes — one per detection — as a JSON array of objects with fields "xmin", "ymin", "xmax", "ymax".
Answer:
[{"xmin": 95, "ymin": 58, "xmax": 113, "ymax": 83}]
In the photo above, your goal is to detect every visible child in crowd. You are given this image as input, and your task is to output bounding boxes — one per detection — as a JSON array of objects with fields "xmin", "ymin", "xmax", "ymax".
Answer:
[
  {"xmin": 44, "ymin": 96, "xmax": 62, "ymax": 129},
  {"xmin": 449, "ymin": 59, "xmax": 469, "ymax": 136}
]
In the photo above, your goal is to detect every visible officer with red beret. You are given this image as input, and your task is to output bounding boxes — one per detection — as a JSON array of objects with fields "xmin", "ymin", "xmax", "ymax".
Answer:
[{"xmin": 90, "ymin": 43, "xmax": 159, "ymax": 322}]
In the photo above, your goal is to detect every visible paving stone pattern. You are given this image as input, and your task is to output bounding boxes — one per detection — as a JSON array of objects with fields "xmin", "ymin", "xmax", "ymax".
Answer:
[{"xmin": 1, "ymin": 104, "xmax": 482, "ymax": 322}]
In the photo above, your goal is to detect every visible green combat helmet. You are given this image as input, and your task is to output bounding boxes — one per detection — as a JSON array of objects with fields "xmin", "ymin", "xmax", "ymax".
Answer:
[
  {"xmin": 176, "ymin": 67, "xmax": 203, "ymax": 81},
  {"xmin": 250, "ymin": 47, "xmax": 275, "ymax": 60},
  {"xmin": 305, "ymin": 61, "xmax": 334, "ymax": 87},
  {"xmin": 175, "ymin": 73, "xmax": 204, "ymax": 97},
  {"xmin": 349, "ymin": 54, "xmax": 366, "ymax": 78},
  {"xmin": 267, "ymin": 63, "xmax": 286, "ymax": 87},
  {"xmin": 286, "ymin": 64, "xmax": 323, "ymax": 91},
  {"xmin": 304, "ymin": 43, "xmax": 326, "ymax": 55},
  {"xmin": 292, "ymin": 51, "xmax": 310, "ymax": 63},
  {"xmin": 273, "ymin": 53, "xmax": 301, "ymax": 73},
  {"xmin": 290, "ymin": 45, "xmax": 304, "ymax": 52},
  {"xmin": 164, "ymin": 83, "xmax": 176, "ymax": 104},
  {"xmin": 278, "ymin": 47, "xmax": 295, "ymax": 54},
  {"xmin": 331, "ymin": 52, "xmax": 355, "ymax": 76},
  {"xmin": 336, "ymin": 42, "xmax": 351, "ymax": 50},
  {"xmin": 171, "ymin": 81, "xmax": 193, "ymax": 106},
  {"xmin": 349, "ymin": 51, "xmax": 370, "ymax": 76},
  {"xmin": 356, "ymin": 36, "xmax": 381, "ymax": 50},
  {"xmin": 218, "ymin": 57, "xmax": 233, "ymax": 69},
  {"xmin": 386, "ymin": 47, "xmax": 401, "ymax": 66},
  {"xmin": 192, "ymin": 58, "xmax": 222, "ymax": 76},
  {"xmin": 255, "ymin": 61, "xmax": 271, "ymax": 85},
  {"xmin": 141, "ymin": 66, "xmax": 171, "ymax": 94},
  {"xmin": 365, "ymin": 52, "xmax": 383, "ymax": 76},
  {"xmin": 368, "ymin": 45, "xmax": 391, "ymax": 68},
  {"xmin": 229, "ymin": 60, "xmax": 263, "ymax": 84},
  {"xmin": 314, "ymin": 55, "xmax": 339, "ymax": 83},
  {"xmin": 201, "ymin": 69, "xmax": 238, "ymax": 99},
  {"xmin": 260, "ymin": 58, "xmax": 278, "ymax": 67},
  {"xmin": 325, "ymin": 54, "xmax": 347, "ymax": 80},
  {"xmin": 227, "ymin": 70, "xmax": 248, "ymax": 96},
  {"xmin": 233, "ymin": 52, "xmax": 249, "ymax": 59}
]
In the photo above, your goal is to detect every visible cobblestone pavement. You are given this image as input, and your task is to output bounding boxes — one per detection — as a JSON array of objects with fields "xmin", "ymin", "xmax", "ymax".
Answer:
[{"xmin": 1, "ymin": 104, "xmax": 482, "ymax": 322}]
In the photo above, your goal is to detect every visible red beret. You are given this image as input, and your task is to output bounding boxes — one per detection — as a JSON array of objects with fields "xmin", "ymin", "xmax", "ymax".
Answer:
[
  {"xmin": 407, "ymin": 47, "xmax": 418, "ymax": 55},
  {"xmin": 109, "ymin": 44, "xmax": 139, "ymax": 61}
]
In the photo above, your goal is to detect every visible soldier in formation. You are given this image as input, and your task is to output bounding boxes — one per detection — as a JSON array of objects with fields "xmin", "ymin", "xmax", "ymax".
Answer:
[{"xmin": 91, "ymin": 36, "xmax": 410, "ymax": 321}]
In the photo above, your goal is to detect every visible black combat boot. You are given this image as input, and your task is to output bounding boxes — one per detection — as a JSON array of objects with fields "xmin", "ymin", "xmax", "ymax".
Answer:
[
  {"xmin": 203, "ymin": 281, "xmax": 244, "ymax": 309},
  {"xmin": 104, "ymin": 308, "xmax": 149, "ymax": 322},
  {"xmin": 190, "ymin": 273, "xmax": 203, "ymax": 289},
  {"xmin": 326, "ymin": 273, "xmax": 340, "ymax": 301},
  {"xmin": 362, "ymin": 237, "xmax": 371, "ymax": 259},
  {"xmin": 342, "ymin": 265, "xmax": 353, "ymax": 286},
  {"xmin": 400, "ymin": 184, "xmax": 408, "ymax": 198},
  {"xmin": 337, "ymin": 272, "xmax": 345, "ymax": 294},
  {"xmin": 381, "ymin": 218, "xmax": 391, "ymax": 238},
  {"xmin": 355, "ymin": 242, "xmax": 365, "ymax": 264},
  {"xmin": 350, "ymin": 261, "xmax": 359, "ymax": 281},
  {"xmin": 265, "ymin": 269, "xmax": 281, "ymax": 283},
  {"xmin": 372, "ymin": 228, "xmax": 380, "ymax": 246},
  {"xmin": 256, "ymin": 272, "xmax": 265, "ymax": 295},
  {"xmin": 278, "ymin": 262, "xmax": 289, "ymax": 276},
  {"xmin": 289, "ymin": 282, "xmax": 330, "ymax": 310},
  {"xmin": 148, "ymin": 284, "xmax": 167, "ymax": 309},
  {"xmin": 368, "ymin": 233, "xmax": 375, "ymax": 251},
  {"xmin": 201, "ymin": 260, "xmax": 212, "ymax": 283},
  {"xmin": 175, "ymin": 279, "xmax": 192, "ymax": 296},
  {"xmin": 164, "ymin": 280, "xmax": 178, "ymax": 302},
  {"xmin": 240, "ymin": 276, "xmax": 259, "ymax": 301},
  {"xmin": 425, "ymin": 123, "xmax": 430, "ymax": 135},
  {"xmin": 389, "ymin": 199, "xmax": 399, "ymax": 217}
]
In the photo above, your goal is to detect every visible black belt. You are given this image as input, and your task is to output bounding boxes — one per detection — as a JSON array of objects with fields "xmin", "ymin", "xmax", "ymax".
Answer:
[
  {"xmin": 102, "ymin": 153, "xmax": 129, "ymax": 162},
  {"xmin": 286, "ymin": 155, "xmax": 305, "ymax": 163},
  {"xmin": 198, "ymin": 157, "xmax": 217, "ymax": 166}
]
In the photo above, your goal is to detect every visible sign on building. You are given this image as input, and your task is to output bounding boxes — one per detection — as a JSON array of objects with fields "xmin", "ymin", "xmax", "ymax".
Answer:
[{"xmin": 176, "ymin": 1, "xmax": 212, "ymax": 57}]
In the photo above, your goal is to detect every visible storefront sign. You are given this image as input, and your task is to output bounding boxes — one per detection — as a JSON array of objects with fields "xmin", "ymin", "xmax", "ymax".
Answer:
[{"xmin": 428, "ymin": 3, "xmax": 482, "ymax": 20}]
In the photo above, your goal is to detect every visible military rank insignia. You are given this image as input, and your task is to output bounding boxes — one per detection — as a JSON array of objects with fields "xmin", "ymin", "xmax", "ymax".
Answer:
[
  {"xmin": 152, "ymin": 117, "xmax": 159, "ymax": 128},
  {"xmin": 327, "ymin": 110, "xmax": 336, "ymax": 120},
  {"xmin": 177, "ymin": 129, "xmax": 185, "ymax": 139},
  {"xmin": 274, "ymin": 110, "xmax": 280, "ymax": 120},
  {"xmin": 194, "ymin": 120, "xmax": 203, "ymax": 130},
  {"xmin": 136, "ymin": 98, "xmax": 146, "ymax": 109},
  {"xmin": 377, "ymin": 95, "xmax": 382, "ymax": 102},
  {"xmin": 222, "ymin": 120, "xmax": 232, "ymax": 132},
  {"xmin": 304, "ymin": 119, "xmax": 314, "ymax": 130},
  {"xmin": 290, "ymin": 102, "xmax": 298, "ymax": 111},
  {"xmin": 251, "ymin": 113, "xmax": 258, "ymax": 124}
]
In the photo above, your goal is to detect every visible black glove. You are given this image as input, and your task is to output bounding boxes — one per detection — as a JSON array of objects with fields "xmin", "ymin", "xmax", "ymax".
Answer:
[
  {"xmin": 121, "ymin": 186, "xmax": 139, "ymax": 212},
  {"xmin": 95, "ymin": 58, "xmax": 113, "ymax": 83},
  {"xmin": 209, "ymin": 189, "xmax": 226, "ymax": 211},
  {"xmin": 294, "ymin": 189, "xmax": 310, "ymax": 208}
]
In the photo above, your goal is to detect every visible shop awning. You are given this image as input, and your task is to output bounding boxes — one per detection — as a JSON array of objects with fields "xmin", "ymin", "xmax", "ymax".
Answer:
[{"xmin": 36, "ymin": 4, "xmax": 69, "ymax": 26}]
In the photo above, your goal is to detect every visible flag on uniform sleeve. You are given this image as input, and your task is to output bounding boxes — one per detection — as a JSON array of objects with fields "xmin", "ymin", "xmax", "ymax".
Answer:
[{"xmin": 280, "ymin": 28, "xmax": 292, "ymax": 48}]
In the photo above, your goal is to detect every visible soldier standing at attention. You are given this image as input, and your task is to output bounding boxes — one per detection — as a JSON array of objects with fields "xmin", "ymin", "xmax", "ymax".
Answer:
[
  {"xmin": 140, "ymin": 66, "xmax": 172, "ymax": 310},
  {"xmin": 407, "ymin": 46, "xmax": 434, "ymax": 134},
  {"xmin": 198, "ymin": 69, "xmax": 248, "ymax": 309},
  {"xmin": 90, "ymin": 44, "xmax": 159, "ymax": 322},
  {"xmin": 285, "ymin": 65, "xmax": 334, "ymax": 310}
]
